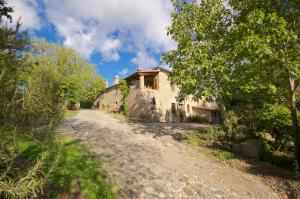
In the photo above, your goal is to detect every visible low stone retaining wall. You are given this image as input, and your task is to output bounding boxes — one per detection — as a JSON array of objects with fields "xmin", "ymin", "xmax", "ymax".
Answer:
[{"xmin": 224, "ymin": 139, "xmax": 262, "ymax": 159}]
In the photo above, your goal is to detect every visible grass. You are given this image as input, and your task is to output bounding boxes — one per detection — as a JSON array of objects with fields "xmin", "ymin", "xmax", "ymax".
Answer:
[
  {"xmin": 185, "ymin": 135, "xmax": 200, "ymax": 147},
  {"xmin": 260, "ymin": 147, "xmax": 295, "ymax": 169},
  {"xmin": 64, "ymin": 109, "xmax": 79, "ymax": 118},
  {"xmin": 186, "ymin": 127, "xmax": 225, "ymax": 147},
  {"xmin": 212, "ymin": 150, "xmax": 237, "ymax": 161},
  {"xmin": 192, "ymin": 128, "xmax": 226, "ymax": 141},
  {"xmin": 17, "ymin": 135, "xmax": 117, "ymax": 199}
]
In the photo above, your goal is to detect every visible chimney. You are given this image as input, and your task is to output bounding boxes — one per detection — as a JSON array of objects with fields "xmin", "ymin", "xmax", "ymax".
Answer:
[
  {"xmin": 114, "ymin": 75, "xmax": 120, "ymax": 85},
  {"xmin": 137, "ymin": 67, "xmax": 142, "ymax": 72},
  {"xmin": 105, "ymin": 80, "xmax": 109, "ymax": 88}
]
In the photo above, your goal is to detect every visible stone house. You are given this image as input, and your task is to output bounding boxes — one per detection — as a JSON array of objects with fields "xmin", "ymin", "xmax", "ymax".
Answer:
[{"xmin": 93, "ymin": 67, "xmax": 220, "ymax": 123}]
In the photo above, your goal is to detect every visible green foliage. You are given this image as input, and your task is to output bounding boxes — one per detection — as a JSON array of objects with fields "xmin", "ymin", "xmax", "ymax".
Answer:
[
  {"xmin": 163, "ymin": 0, "xmax": 231, "ymax": 105},
  {"xmin": 24, "ymin": 39, "xmax": 105, "ymax": 110},
  {"xmin": 165, "ymin": 0, "xmax": 300, "ymax": 167},
  {"xmin": 64, "ymin": 110, "xmax": 79, "ymax": 118},
  {"xmin": 193, "ymin": 128, "xmax": 226, "ymax": 141},
  {"xmin": 0, "ymin": 0, "xmax": 13, "ymax": 22},
  {"xmin": 258, "ymin": 105, "xmax": 293, "ymax": 151},
  {"xmin": 212, "ymin": 150, "xmax": 237, "ymax": 161},
  {"xmin": 2, "ymin": 132, "xmax": 116, "ymax": 198},
  {"xmin": 0, "ymin": 127, "xmax": 59, "ymax": 198},
  {"xmin": 260, "ymin": 138, "xmax": 295, "ymax": 169},
  {"xmin": 185, "ymin": 135, "xmax": 199, "ymax": 147},
  {"xmin": 0, "ymin": 3, "xmax": 106, "ymax": 197},
  {"xmin": 0, "ymin": 3, "xmax": 57, "ymax": 196},
  {"xmin": 80, "ymin": 75, "xmax": 105, "ymax": 108},
  {"xmin": 119, "ymin": 79, "xmax": 129, "ymax": 114},
  {"xmin": 222, "ymin": 111, "xmax": 248, "ymax": 140}
]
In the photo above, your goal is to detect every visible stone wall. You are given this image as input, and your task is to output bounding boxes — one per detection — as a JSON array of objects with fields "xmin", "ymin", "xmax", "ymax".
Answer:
[
  {"xmin": 95, "ymin": 85, "xmax": 123, "ymax": 112},
  {"xmin": 94, "ymin": 70, "xmax": 219, "ymax": 123}
]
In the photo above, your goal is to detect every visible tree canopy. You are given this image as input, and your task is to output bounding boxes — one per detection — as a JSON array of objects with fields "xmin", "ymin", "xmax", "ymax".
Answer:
[
  {"xmin": 0, "ymin": 1, "xmax": 105, "ymax": 196},
  {"xmin": 164, "ymin": 0, "xmax": 300, "ymax": 169}
]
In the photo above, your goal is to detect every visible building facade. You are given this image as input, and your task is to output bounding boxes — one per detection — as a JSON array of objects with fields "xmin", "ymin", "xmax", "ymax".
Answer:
[{"xmin": 93, "ymin": 67, "xmax": 220, "ymax": 123}]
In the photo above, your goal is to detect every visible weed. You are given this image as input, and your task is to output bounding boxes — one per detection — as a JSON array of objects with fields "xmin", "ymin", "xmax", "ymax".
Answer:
[
  {"xmin": 186, "ymin": 135, "xmax": 199, "ymax": 147},
  {"xmin": 18, "ymin": 136, "xmax": 117, "ymax": 198},
  {"xmin": 64, "ymin": 110, "xmax": 79, "ymax": 118},
  {"xmin": 212, "ymin": 150, "xmax": 237, "ymax": 161}
]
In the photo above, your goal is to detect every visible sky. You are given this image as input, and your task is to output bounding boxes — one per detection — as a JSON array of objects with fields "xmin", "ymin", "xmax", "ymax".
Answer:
[{"xmin": 7, "ymin": 0, "xmax": 177, "ymax": 85}]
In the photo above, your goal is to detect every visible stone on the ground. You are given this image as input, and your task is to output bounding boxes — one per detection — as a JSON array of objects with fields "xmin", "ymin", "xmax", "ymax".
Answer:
[
  {"xmin": 240, "ymin": 139, "xmax": 261, "ymax": 158},
  {"xmin": 231, "ymin": 143, "xmax": 241, "ymax": 154}
]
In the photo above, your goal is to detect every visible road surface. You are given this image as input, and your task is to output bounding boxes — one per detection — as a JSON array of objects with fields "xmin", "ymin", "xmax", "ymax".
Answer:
[{"xmin": 59, "ymin": 110, "xmax": 279, "ymax": 199}]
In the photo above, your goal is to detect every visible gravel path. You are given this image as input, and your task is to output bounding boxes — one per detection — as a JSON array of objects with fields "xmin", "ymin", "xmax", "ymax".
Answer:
[{"xmin": 59, "ymin": 110, "xmax": 280, "ymax": 199}]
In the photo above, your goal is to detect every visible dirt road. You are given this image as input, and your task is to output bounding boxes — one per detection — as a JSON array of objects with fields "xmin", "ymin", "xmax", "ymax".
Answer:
[{"xmin": 59, "ymin": 110, "xmax": 279, "ymax": 199}]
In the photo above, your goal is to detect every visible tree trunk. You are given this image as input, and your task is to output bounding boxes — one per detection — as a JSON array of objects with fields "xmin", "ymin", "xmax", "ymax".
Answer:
[
  {"xmin": 218, "ymin": 96, "xmax": 228, "ymax": 122},
  {"xmin": 288, "ymin": 72, "xmax": 300, "ymax": 170}
]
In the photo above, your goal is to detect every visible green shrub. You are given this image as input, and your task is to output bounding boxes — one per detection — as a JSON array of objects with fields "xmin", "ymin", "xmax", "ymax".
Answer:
[
  {"xmin": 212, "ymin": 150, "xmax": 237, "ymax": 161},
  {"xmin": 187, "ymin": 115, "xmax": 210, "ymax": 123},
  {"xmin": 119, "ymin": 80, "xmax": 129, "ymax": 115},
  {"xmin": 222, "ymin": 111, "xmax": 250, "ymax": 140},
  {"xmin": 193, "ymin": 128, "xmax": 226, "ymax": 141},
  {"xmin": 11, "ymin": 135, "xmax": 117, "ymax": 199},
  {"xmin": 258, "ymin": 104, "xmax": 293, "ymax": 151}
]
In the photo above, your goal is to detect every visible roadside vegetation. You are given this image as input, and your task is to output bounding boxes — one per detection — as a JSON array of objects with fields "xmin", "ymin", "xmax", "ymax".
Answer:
[
  {"xmin": 164, "ymin": 0, "xmax": 300, "ymax": 172},
  {"xmin": 65, "ymin": 110, "xmax": 80, "ymax": 118},
  {"xmin": 0, "ymin": 1, "xmax": 111, "ymax": 198},
  {"xmin": 164, "ymin": 1, "xmax": 300, "ymax": 197},
  {"xmin": 184, "ymin": 127, "xmax": 300, "ymax": 198}
]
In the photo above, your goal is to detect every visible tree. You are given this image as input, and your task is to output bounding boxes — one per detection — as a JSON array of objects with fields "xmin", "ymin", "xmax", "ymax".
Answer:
[
  {"xmin": 80, "ymin": 74, "xmax": 105, "ymax": 108},
  {"xmin": 24, "ymin": 39, "xmax": 105, "ymax": 109},
  {"xmin": 0, "ymin": 1, "xmax": 105, "ymax": 196},
  {"xmin": 164, "ymin": 0, "xmax": 300, "ymax": 169},
  {"xmin": 163, "ymin": 0, "xmax": 232, "ymax": 124},
  {"xmin": 228, "ymin": 0, "xmax": 300, "ymax": 169},
  {"xmin": 0, "ymin": 0, "xmax": 13, "ymax": 23},
  {"xmin": 119, "ymin": 79, "xmax": 129, "ymax": 114},
  {"xmin": 0, "ymin": 1, "xmax": 57, "ymax": 197}
]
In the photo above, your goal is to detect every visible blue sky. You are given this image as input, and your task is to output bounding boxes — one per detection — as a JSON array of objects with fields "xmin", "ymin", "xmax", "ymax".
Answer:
[{"xmin": 8, "ymin": 0, "xmax": 177, "ymax": 85}]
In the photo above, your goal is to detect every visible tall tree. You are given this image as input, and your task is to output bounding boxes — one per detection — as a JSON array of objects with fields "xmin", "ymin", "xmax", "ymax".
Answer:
[
  {"xmin": 228, "ymin": 0, "xmax": 300, "ymax": 169},
  {"xmin": 164, "ymin": 0, "xmax": 300, "ymax": 168},
  {"xmin": 163, "ymin": 0, "xmax": 232, "ymax": 119},
  {"xmin": 24, "ymin": 39, "xmax": 105, "ymax": 108}
]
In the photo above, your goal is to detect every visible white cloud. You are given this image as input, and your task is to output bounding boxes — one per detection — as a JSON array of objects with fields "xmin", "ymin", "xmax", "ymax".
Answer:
[
  {"xmin": 118, "ymin": 68, "xmax": 129, "ymax": 77},
  {"xmin": 99, "ymin": 39, "xmax": 121, "ymax": 61},
  {"xmin": 44, "ymin": 0, "xmax": 176, "ymax": 62},
  {"xmin": 8, "ymin": 0, "xmax": 40, "ymax": 30},
  {"xmin": 131, "ymin": 51, "xmax": 158, "ymax": 68}
]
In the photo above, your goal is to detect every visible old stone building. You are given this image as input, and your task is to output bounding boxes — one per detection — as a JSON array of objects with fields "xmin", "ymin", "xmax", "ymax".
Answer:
[{"xmin": 93, "ymin": 67, "xmax": 220, "ymax": 123}]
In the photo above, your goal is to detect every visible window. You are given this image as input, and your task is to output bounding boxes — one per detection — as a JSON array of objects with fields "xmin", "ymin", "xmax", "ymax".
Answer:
[
  {"xmin": 114, "ymin": 101, "xmax": 118, "ymax": 109},
  {"xmin": 171, "ymin": 103, "xmax": 176, "ymax": 113},
  {"xmin": 178, "ymin": 103, "xmax": 184, "ymax": 110},
  {"xmin": 187, "ymin": 104, "xmax": 190, "ymax": 113},
  {"xmin": 144, "ymin": 77, "xmax": 158, "ymax": 90}
]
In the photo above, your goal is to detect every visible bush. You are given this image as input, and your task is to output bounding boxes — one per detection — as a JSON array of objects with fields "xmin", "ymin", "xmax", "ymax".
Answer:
[
  {"xmin": 258, "ymin": 104, "xmax": 293, "ymax": 151},
  {"xmin": 187, "ymin": 115, "xmax": 210, "ymax": 123},
  {"xmin": 119, "ymin": 80, "xmax": 129, "ymax": 115},
  {"xmin": 193, "ymin": 128, "xmax": 226, "ymax": 141}
]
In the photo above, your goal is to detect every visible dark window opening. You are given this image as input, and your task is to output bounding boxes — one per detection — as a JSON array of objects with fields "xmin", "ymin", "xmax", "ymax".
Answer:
[
  {"xmin": 171, "ymin": 103, "xmax": 176, "ymax": 113},
  {"xmin": 144, "ymin": 76, "xmax": 158, "ymax": 90},
  {"xmin": 178, "ymin": 103, "xmax": 184, "ymax": 110}
]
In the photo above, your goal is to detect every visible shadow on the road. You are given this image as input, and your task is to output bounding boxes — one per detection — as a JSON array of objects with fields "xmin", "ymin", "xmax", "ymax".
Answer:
[
  {"xmin": 128, "ymin": 121, "xmax": 218, "ymax": 142},
  {"xmin": 203, "ymin": 140, "xmax": 300, "ymax": 198}
]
